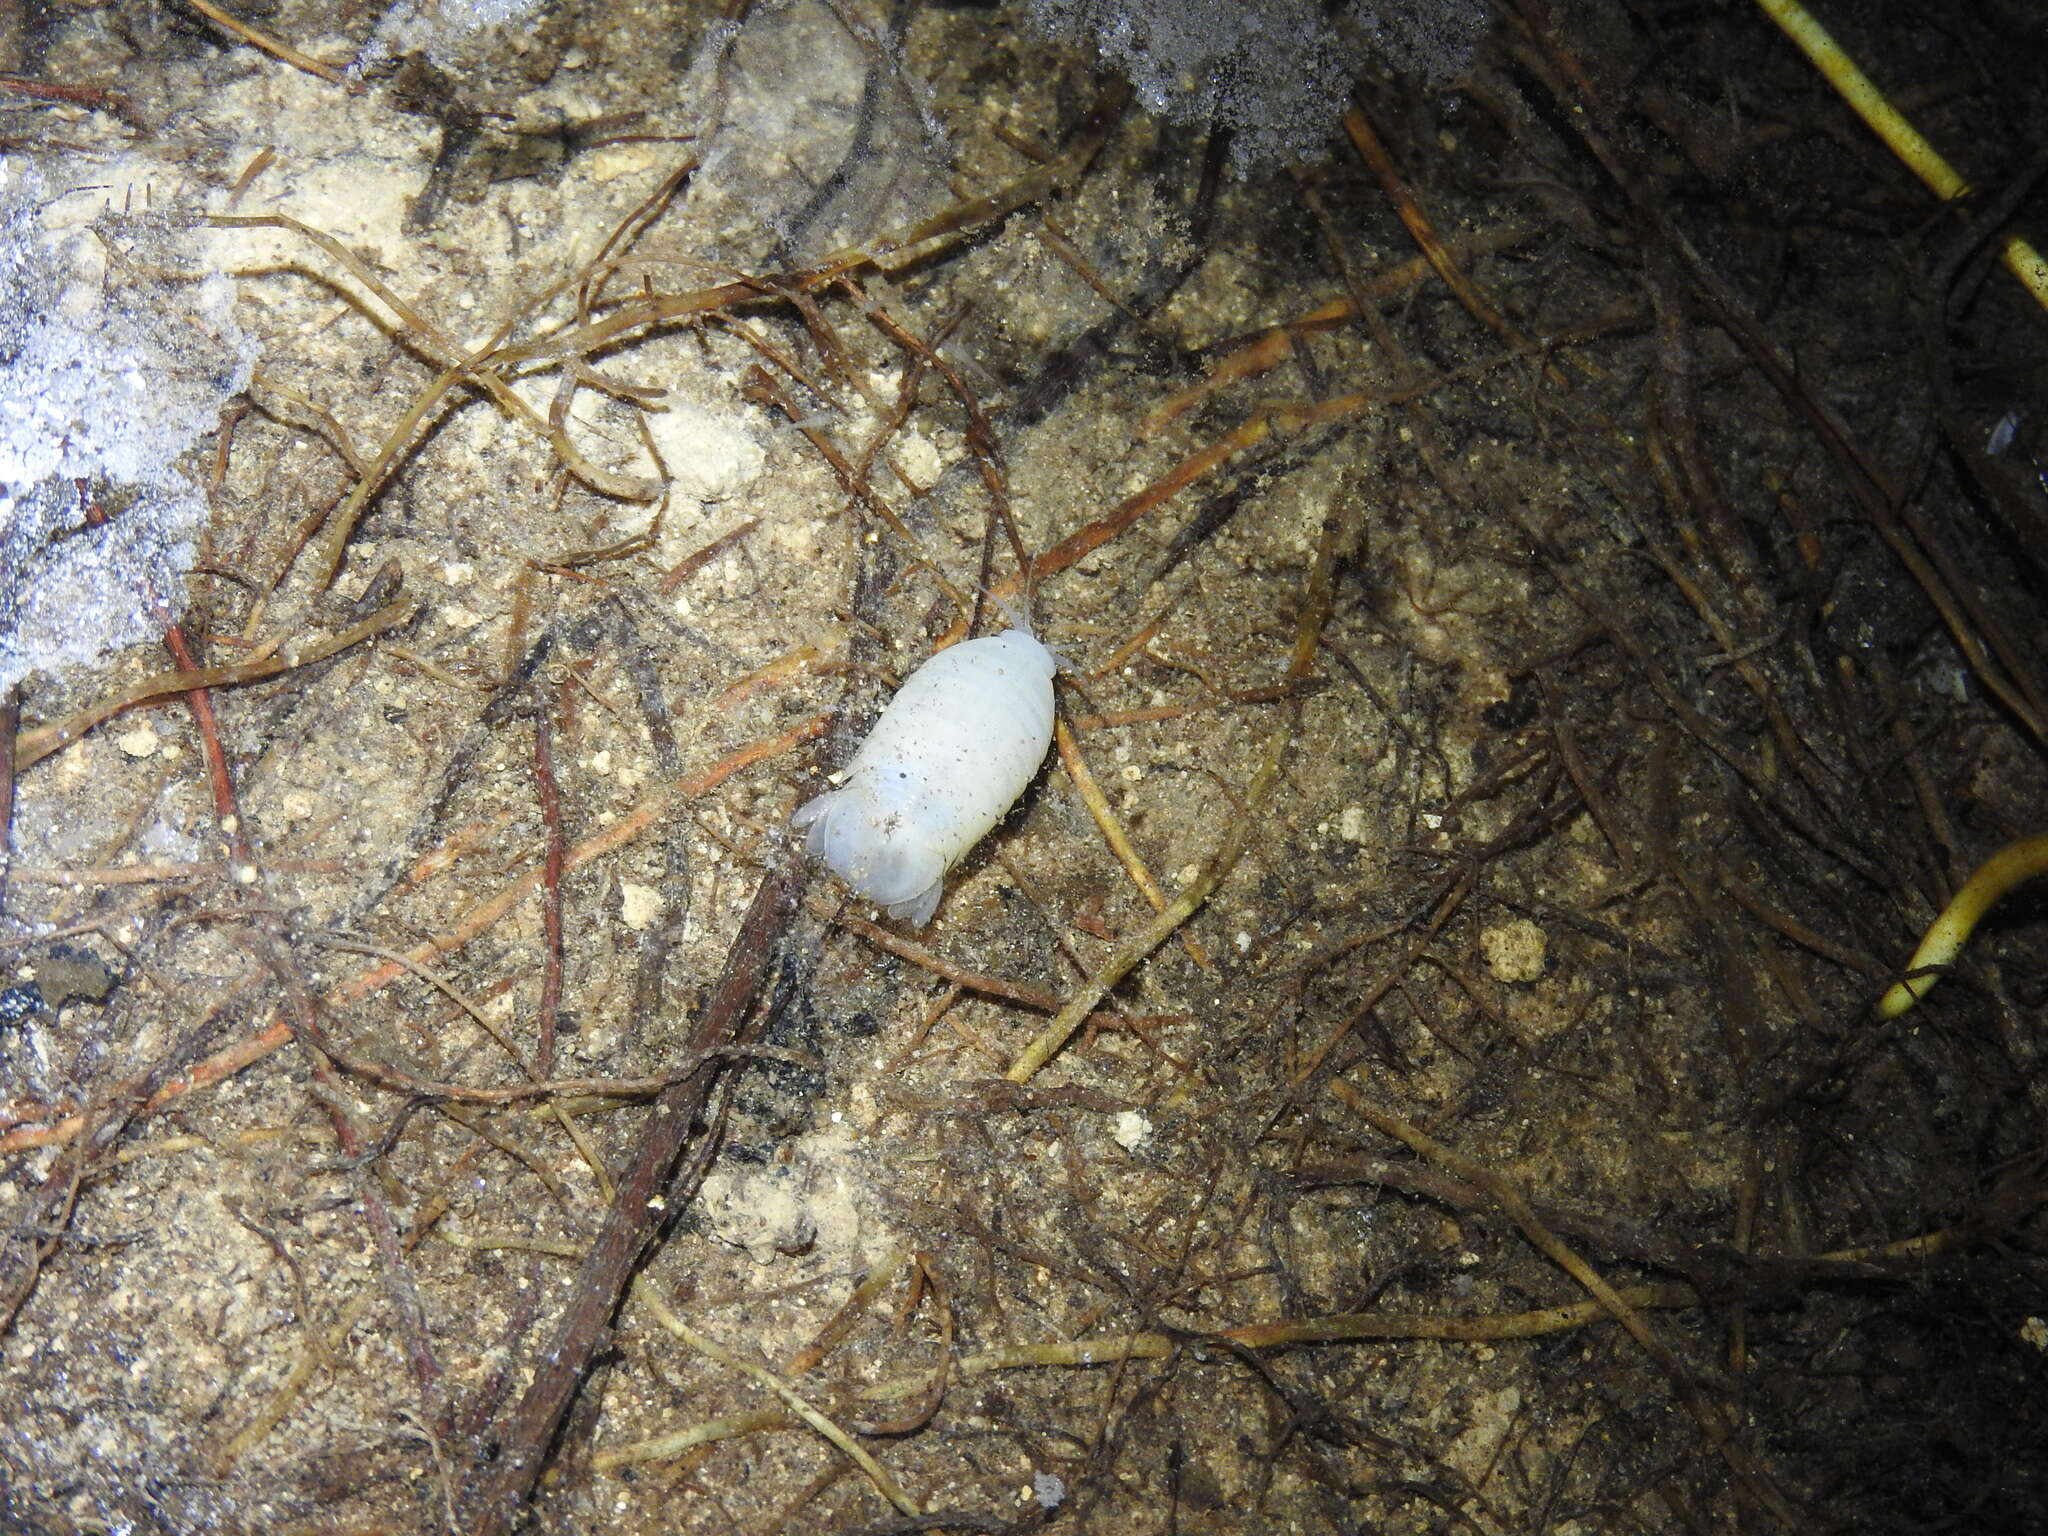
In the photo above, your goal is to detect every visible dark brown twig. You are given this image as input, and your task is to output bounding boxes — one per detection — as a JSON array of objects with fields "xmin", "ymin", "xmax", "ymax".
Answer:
[
  {"xmin": 848, "ymin": 282, "xmax": 1034, "ymax": 618},
  {"xmin": 1535, "ymin": 667, "xmax": 1633, "ymax": 878},
  {"xmin": 659, "ymin": 517, "xmax": 760, "ymax": 594},
  {"xmin": 79, "ymin": 484, "xmax": 255, "ymax": 871},
  {"xmin": 0, "ymin": 74, "xmax": 134, "ymax": 120},
  {"xmin": 1341, "ymin": 103, "xmax": 1553, "ymax": 382},
  {"xmin": 462, "ymin": 845, "xmax": 804, "ymax": 1536},
  {"xmin": 254, "ymin": 936, "xmax": 448, "ymax": 1430},
  {"xmin": 2, "ymin": 977, "xmax": 262, "ymax": 1334}
]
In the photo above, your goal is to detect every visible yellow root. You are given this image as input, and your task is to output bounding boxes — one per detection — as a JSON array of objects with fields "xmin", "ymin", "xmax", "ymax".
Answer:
[
  {"xmin": 1753, "ymin": 0, "xmax": 2048, "ymax": 315},
  {"xmin": 1879, "ymin": 835, "xmax": 2048, "ymax": 1018}
]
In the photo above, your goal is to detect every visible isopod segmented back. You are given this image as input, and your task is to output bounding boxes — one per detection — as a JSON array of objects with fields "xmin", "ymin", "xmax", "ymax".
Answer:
[{"xmin": 792, "ymin": 628, "xmax": 1057, "ymax": 925}]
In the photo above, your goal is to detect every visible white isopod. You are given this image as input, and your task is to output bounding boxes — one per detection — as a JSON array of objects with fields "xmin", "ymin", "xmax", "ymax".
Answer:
[{"xmin": 792, "ymin": 628, "xmax": 1058, "ymax": 926}]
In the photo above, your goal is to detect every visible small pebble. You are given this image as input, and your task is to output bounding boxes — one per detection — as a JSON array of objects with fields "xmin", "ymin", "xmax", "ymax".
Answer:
[
  {"xmin": 115, "ymin": 723, "xmax": 160, "ymax": 759},
  {"xmin": 1481, "ymin": 919, "xmax": 1547, "ymax": 984},
  {"xmin": 1033, "ymin": 1472, "xmax": 1066, "ymax": 1511},
  {"xmin": 620, "ymin": 881, "xmax": 662, "ymax": 931}
]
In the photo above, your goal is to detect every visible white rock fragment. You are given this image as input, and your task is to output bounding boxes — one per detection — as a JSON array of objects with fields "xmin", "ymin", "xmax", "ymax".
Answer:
[
  {"xmin": 695, "ymin": 1162, "xmax": 816, "ymax": 1264},
  {"xmin": 619, "ymin": 881, "xmax": 662, "ymax": 932},
  {"xmin": 1112, "ymin": 1110, "xmax": 1151, "ymax": 1151},
  {"xmin": 644, "ymin": 400, "xmax": 767, "ymax": 504},
  {"xmin": 115, "ymin": 722, "xmax": 160, "ymax": 758},
  {"xmin": 895, "ymin": 429, "xmax": 943, "ymax": 485},
  {"xmin": 0, "ymin": 155, "xmax": 251, "ymax": 694},
  {"xmin": 1480, "ymin": 918, "xmax": 1547, "ymax": 984}
]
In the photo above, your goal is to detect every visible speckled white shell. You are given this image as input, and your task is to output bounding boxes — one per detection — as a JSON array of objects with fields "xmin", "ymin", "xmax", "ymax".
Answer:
[{"xmin": 792, "ymin": 629, "xmax": 1057, "ymax": 926}]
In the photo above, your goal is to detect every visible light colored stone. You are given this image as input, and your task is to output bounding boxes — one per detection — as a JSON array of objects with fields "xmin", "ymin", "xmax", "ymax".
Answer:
[
  {"xmin": 619, "ymin": 880, "xmax": 662, "ymax": 931},
  {"xmin": 115, "ymin": 723, "xmax": 160, "ymax": 758},
  {"xmin": 1481, "ymin": 918, "xmax": 1547, "ymax": 984}
]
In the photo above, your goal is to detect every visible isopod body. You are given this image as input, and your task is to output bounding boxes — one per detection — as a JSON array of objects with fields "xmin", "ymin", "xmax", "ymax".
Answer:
[{"xmin": 793, "ymin": 629, "xmax": 1057, "ymax": 926}]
